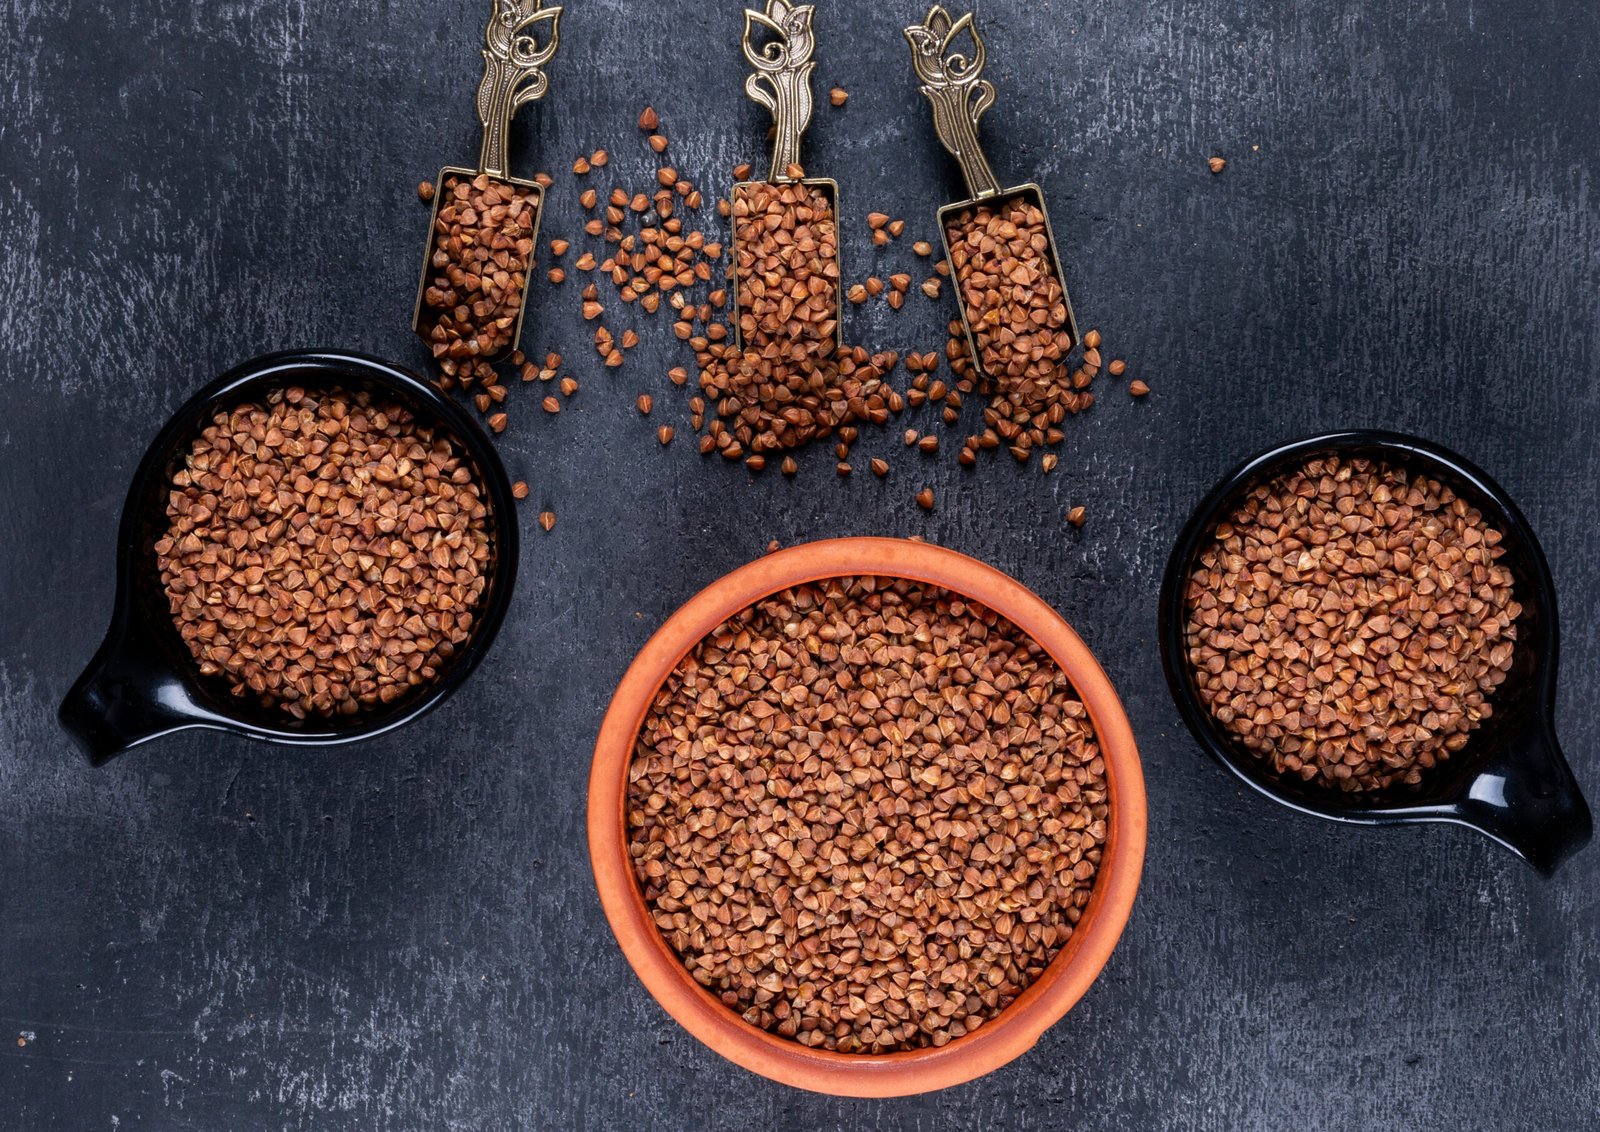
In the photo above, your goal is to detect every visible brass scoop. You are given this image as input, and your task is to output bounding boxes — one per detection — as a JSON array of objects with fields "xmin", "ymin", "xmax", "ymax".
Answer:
[
  {"xmin": 413, "ymin": 0, "xmax": 562, "ymax": 373},
  {"xmin": 731, "ymin": 0, "xmax": 843, "ymax": 354},
  {"xmin": 905, "ymin": 6, "xmax": 1080, "ymax": 381}
]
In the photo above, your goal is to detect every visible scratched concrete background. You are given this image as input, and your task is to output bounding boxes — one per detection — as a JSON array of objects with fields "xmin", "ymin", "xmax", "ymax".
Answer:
[{"xmin": 3, "ymin": 0, "xmax": 1599, "ymax": 1128}]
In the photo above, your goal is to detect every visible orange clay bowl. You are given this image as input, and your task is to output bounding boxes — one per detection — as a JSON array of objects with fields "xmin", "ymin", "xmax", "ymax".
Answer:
[{"xmin": 587, "ymin": 538, "xmax": 1147, "ymax": 1097}]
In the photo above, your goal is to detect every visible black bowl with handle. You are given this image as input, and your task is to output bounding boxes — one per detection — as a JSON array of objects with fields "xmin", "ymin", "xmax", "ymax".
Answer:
[
  {"xmin": 59, "ymin": 350, "xmax": 520, "ymax": 765},
  {"xmin": 1159, "ymin": 430, "xmax": 1591, "ymax": 875}
]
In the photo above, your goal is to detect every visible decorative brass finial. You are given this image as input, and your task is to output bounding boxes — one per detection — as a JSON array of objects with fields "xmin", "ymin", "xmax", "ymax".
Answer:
[
  {"xmin": 904, "ymin": 6, "xmax": 1000, "ymax": 199},
  {"xmin": 743, "ymin": 1, "xmax": 818, "ymax": 182},
  {"xmin": 476, "ymin": 0, "xmax": 563, "ymax": 180}
]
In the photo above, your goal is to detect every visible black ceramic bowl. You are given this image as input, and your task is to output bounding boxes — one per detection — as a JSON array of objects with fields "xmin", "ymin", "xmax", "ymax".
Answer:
[
  {"xmin": 1159, "ymin": 431, "xmax": 1591, "ymax": 875},
  {"xmin": 59, "ymin": 350, "xmax": 519, "ymax": 765}
]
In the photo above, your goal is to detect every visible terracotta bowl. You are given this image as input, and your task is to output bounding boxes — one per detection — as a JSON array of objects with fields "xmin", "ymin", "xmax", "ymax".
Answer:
[{"xmin": 587, "ymin": 538, "xmax": 1146, "ymax": 1097}]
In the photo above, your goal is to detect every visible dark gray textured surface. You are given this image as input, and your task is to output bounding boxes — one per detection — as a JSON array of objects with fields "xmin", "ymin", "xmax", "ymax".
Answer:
[{"xmin": 3, "ymin": 0, "xmax": 1599, "ymax": 1128}]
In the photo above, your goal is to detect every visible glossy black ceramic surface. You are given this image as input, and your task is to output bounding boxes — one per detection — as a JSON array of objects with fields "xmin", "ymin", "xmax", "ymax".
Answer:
[
  {"xmin": 1159, "ymin": 431, "xmax": 1592, "ymax": 875},
  {"xmin": 58, "ymin": 351, "xmax": 520, "ymax": 765}
]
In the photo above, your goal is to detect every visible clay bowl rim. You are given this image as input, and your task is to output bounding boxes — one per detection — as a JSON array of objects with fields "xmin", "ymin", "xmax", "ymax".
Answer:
[{"xmin": 587, "ymin": 537, "xmax": 1147, "ymax": 1098}]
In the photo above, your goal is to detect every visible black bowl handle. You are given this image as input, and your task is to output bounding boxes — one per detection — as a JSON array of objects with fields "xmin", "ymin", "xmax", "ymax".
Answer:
[
  {"xmin": 59, "ymin": 625, "xmax": 212, "ymax": 766},
  {"xmin": 1455, "ymin": 721, "xmax": 1592, "ymax": 876}
]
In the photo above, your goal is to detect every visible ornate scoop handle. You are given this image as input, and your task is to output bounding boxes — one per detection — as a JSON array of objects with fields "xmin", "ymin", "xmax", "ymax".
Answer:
[
  {"xmin": 476, "ymin": 0, "xmax": 563, "ymax": 180},
  {"xmin": 904, "ymin": 6, "xmax": 1001, "ymax": 200},
  {"xmin": 743, "ymin": 0, "xmax": 818, "ymax": 182}
]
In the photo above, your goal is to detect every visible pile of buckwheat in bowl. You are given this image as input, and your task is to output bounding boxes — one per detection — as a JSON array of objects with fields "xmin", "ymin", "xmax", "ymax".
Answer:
[
  {"xmin": 626, "ymin": 574, "xmax": 1109, "ymax": 1054},
  {"xmin": 154, "ymin": 385, "xmax": 493, "ymax": 720},
  {"xmin": 1182, "ymin": 454, "xmax": 1520, "ymax": 793}
]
